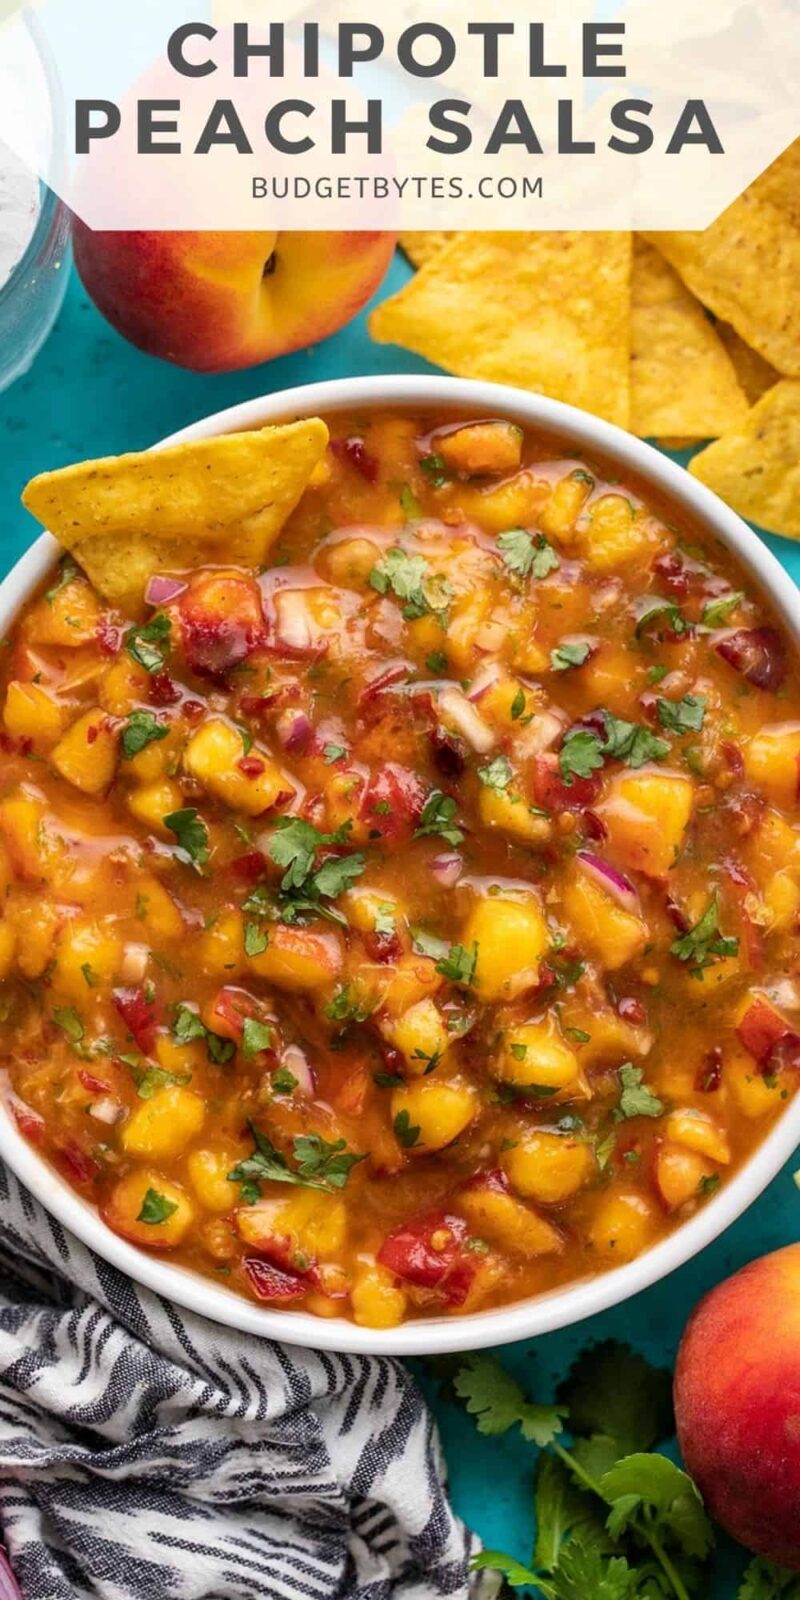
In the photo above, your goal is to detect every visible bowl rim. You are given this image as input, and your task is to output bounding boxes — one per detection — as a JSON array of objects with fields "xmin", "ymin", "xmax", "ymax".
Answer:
[{"xmin": 4, "ymin": 370, "xmax": 800, "ymax": 1356}]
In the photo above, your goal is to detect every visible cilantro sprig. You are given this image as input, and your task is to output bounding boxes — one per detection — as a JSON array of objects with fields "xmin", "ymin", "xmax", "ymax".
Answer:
[
  {"xmin": 125, "ymin": 613, "xmax": 171, "ymax": 673},
  {"xmin": 413, "ymin": 789, "xmax": 464, "ymax": 847},
  {"xmin": 559, "ymin": 712, "xmax": 669, "ymax": 786},
  {"xmin": 266, "ymin": 816, "xmax": 365, "ymax": 925},
  {"xmin": 369, "ymin": 547, "xmax": 451, "ymax": 620},
  {"xmin": 438, "ymin": 1341, "xmax": 714, "ymax": 1600},
  {"xmin": 669, "ymin": 897, "xmax": 739, "ymax": 977},
  {"xmin": 497, "ymin": 528, "xmax": 560, "ymax": 580},
  {"xmin": 228, "ymin": 1120, "xmax": 365, "ymax": 1202},
  {"xmin": 121, "ymin": 710, "xmax": 170, "ymax": 761}
]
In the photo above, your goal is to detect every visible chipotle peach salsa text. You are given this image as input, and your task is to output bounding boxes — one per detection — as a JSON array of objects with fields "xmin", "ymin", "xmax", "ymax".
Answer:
[{"xmin": 5, "ymin": 410, "xmax": 800, "ymax": 1329}]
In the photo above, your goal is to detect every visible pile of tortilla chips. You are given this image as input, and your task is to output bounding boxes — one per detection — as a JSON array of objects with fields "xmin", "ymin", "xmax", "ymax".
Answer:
[
  {"xmin": 370, "ymin": 139, "xmax": 800, "ymax": 539},
  {"xmin": 21, "ymin": 418, "xmax": 329, "ymax": 613}
]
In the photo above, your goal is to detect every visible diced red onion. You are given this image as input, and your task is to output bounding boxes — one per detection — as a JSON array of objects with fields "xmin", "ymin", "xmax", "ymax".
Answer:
[
  {"xmin": 281, "ymin": 1044, "xmax": 315, "ymax": 1097},
  {"xmin": 467, "ymin": 662, "xmax": 502, "ymax": 703},
  {"xmin": 516, "ymin": 709, "xmax": 566, "ymax": 757},
  {"xmin": 0, "ymin": 1550, "xmax": 21, "ymax": 1600},
  {"xmin": 121, "ymin": 942, "xmax": 149, "ymax": 984},
  {"xmin": 577, "ymin": 851, "xmax": 639, "ymax": 914},
  {"xmin": 438, "ymin": 687, "xmax": 495, "ymax": 753},
  {"xmin": 715, "ymin": 627, "xmax": 785, "ymax": 692},
  {"xmin": 89, "ymin": 1097, "xmax": 123, "ymax": 1126},
  {"xmin": 144, "ymin": 575, "xmax": 187, "ymax": 606},
  {"xmin": 274, "ymin": 591, "xmax": 321, "ymax": 654},
  {"xmin": 430, "ymin": 852, "xmax": 463, "ymax": 887},
  {"xmin": 277, "ymin": 709, "xmax": 313, "ymax": 754}
]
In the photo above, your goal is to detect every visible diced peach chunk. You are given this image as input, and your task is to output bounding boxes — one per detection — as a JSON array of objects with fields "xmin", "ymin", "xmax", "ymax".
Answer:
[
  {"xmin": 99, "ymin": 656, "xmax": 151, "ymax": 716},
  {"xmin": 351, "ymin": 1262, "xmax": 407, "ymax": 1328},
  {"xmin": 184, "ymin": 718, "xmax": 290, "ymax": 817},
  {"xmin": 51, "ymin": 709, "xmax": 118, "ymax": 795},
  {"xmin": 187, "ymin": 1148, "xmax": 242, "ymax": 1213},
  {"xmin": 52, "ymin": 918, "xmax": 122, "ymax": 1003},
  {"xmin": 561, "ymin": 869, "xmax": 646, "ymax": 970},
  {"xmin": 462, "ymin": 895, "xmax": 549, "ymax": 1002},
  {"xmin": 390, "ymin": 1078, "xmax": 477, "ymax": 1152},
  {"xmin": 127, "ymin": 778, "xmax": 185, "ymax": 835},
  {"xmin": 24, "ymin": 580, "xmax": 100, "ymax": 646},
  {"xmin": 664, "ymin": 1108, "xmax": 731, "ymax": 1164},
  {"xmin": 494, "ymin": 1022, "xmax": 581, "ymax": 1093},
  {"xmin": 122, "ymin": 1085, "xmax": 205, "ymax": 1159},
  {"xmin": 102, "ymin": 1169, "xmax": 195, "ymax": 1250},
  {"xmin": 588, "ymin": 1189, "xmax": 658, "ymax": 1260},
  {"xmin": 458, "ymin": 1177, "xmax": 562, "ymax": 1255},
  {"xmin": 436, "ymin": 421, "xmax": 522, "ymax": 477},
  {"xmin": 502, "ymin": 1131, "xmax": 594, "ymax": 1203},
  {"xmin": 381, "ymin": 998, "xmax": 451, "ymax": 1074},
  {"xmin": 654, "ymin": 1143, "xmax": 716, "ymax": 1211},
  {"xmin": 4, "ymin": 681, "xmax": 66, "ymax": 746},
  {"xmin": 744, "ymin": 724, "xmax": 800, "ymax": 808},
  {"xmin": 479, "ymin": 784, "xmax": 551, "ymax": 844},
  {"xmin": 247, "ymin": 923, "xmax": 342, "ymax": 991},
  {"xmin": 580, "ymin": 495, "xmax": 656, "ymax": 573},
  {"xmin": 599, "ymin": 770, "xmax": 694, "ymax": 878}
]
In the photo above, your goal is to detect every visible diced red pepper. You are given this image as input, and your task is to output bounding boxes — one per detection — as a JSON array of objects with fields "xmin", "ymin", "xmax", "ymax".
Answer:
[
  {"xmin": 228, "ymin": 850, "xmax": 268, "ymax": 886},
  {"xmin": 736, "ymin": 996, "xmax": 800, "ymax": 1070},
  {"xmin": 360, "ymin": 763, "xmax": 427, "ymax": 841},
  {"xmin": 721, "ymin": 857, "xmax": 764, "ymax": 970},
  {"xmin": 11, "ymin": 1100, "xmax": 44, "ymax": 1144},
  {"xmin": 96, "ymin": 618, "xmax": 122, "ymax": 656},
  {"xmin": 57, "ymin": 1141, "xmax": 99, "ymax": 1187},
  {"xmin": 78, "ymin": 1071, "xmax": 112, "ymax": 1096},
  {"xmin": 696, "ymin": 1045, "xmax": 723, "ymax": 1093},
  {"xmin": 208, "ymin": 985, "xmax": 270, "ymax": 1043},
  {"xmin": 112, "ymin": 985, "xmax": 160, "ymax": 1055},
  {"xmin": 243, "ymin": 1256, "xmax": 307, "ymax": 1302},
  {"xmin": 378, "ymin": 1210, "xmax": 476, "ymax": 1304},
  {"xmin": 149, "ymin": 671, "xmax": 182, "ymax": 707},
  {"xmin": 330, "ymin": 435, "xmax": 379, "ymax": 484},
  {"xmin": 237, "ymin": 755, "xmax": 266, "ymax": 778},
  {"xmin": 533, "ymin": 751, "xmax": 601, "ymax": 813},
  {"xmin": 179, "ymin": 574, "xmax": 267, "ymax": 679}
]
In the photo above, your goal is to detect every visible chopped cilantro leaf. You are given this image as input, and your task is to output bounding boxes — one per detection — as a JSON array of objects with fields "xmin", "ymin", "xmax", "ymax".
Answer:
[
  {"xmin": 241, "ymin": 1017, "xmax": 273, "ymax": 1058},
  {"xmin": 656, "ymin": 694, "xmax": 707, "ymax": 734},
  {"xmin": 369, "ymin": 546, "xmax": 430, "ymax": 618},
  {"xmin": 121, "ymin": 709, "xmax": 170, "ymax": 761},
  {"xmin": 413, "ymin": 789, "xmax": 464, "ymax": 847},
  {"xmin": 45, "ymin": 556, "xmax": 80, "ymax": 604},
  {"xmin": 477, "ymin": 754, "xmax": 512, "ymax": 791},
  {"xmin": 228, "ymin": 1121, "xmax": 364, "ymax": 1196},
  {"xmin": 322, "ymin": 743, "xmax": 347, "ymax": 764},
  {"xmin": 324, "ymin": 986, "xmax": 375, "ymax": 1025},
  {"xmin": 436, "ymin": 941, "xmax": 478, "ymax": 987},
  {"xmin": 164, "ymin": 808, "xmax": 209, "ymax": 870},
  {"xmin": 634, "ymin": 596, "xmax": 688, "ymax": 638},
  {"xmin": 393, "ymin": 1109, "xmax": 421, "ymax": 1148},
  {"xmin": 271, "ymin": 1065, "xmax": 298, "ymax": 1096},
  {"xmin": 510, "ymin": 686, "xmax": 526, "ymax": 720},
  {"xmin": 615, "ymin": 1063, "xmax": 665, "ymax": 1121},
  {"xmin": 497, "ymin": 527, "xmax": 560, "ymax": 580},
  {"xmin": 137, "ymin": 1188, "xmax": 179, "ymax": 1225},
  {"xmin": 420, "ymin": 452, "xmax": 448, "ymax": 487},
  {"xmin": 244, "ymin": 921, "xmax": 269, "ymax": 957},
  {"xmin": 125, "ymin": 613, "xmax": 171, "ymax": 673},
  {"xmin": 399, "ymin": 484, "xmax": 422, "ymax": 521},
  {"xmin": 551, "ymin": 640, "xmax": 591, "ymax": 673},
  {"xmin": 559, "ymin": 728, "xmax": 605, "ymax": 785},
  {"xmin": 52, "ymin": 1006, "xmax": 84, "ymax": 1047},
  {"xmin": 669, "ymin": 896, "xmax": 739, "ymax": 974},
  {"xmin": 426, "ymin": 649, "xmax": 448, "ymax": 674},
  {"xmin": 702, "ymin": 590, "xmax": 744, "ymax": 627},
  {"xmin": 647, "ymin": 663, "xmax": 669, "ymax": 684}
]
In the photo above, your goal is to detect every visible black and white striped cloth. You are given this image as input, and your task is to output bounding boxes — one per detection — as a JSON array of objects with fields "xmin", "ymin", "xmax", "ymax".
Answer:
[{"xmin": 0, "ymin": 1165, "xmax": 492, "ymax": 1600}]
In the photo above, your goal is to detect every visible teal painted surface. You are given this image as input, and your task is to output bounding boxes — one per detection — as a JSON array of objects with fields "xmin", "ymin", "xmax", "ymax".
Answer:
[{"xmin": 2, "ymin": 261, "xmax": 799, "ymax": 1591}]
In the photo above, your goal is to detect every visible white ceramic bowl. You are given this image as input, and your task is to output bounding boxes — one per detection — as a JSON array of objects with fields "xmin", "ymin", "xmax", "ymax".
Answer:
[{"xmin": 3, "ymin": 373, "xmax": 800, "ymax": 1356}]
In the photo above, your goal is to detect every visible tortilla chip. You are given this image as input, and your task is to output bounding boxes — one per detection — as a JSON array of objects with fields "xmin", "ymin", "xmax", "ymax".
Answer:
[
  {"xmin": 630, "ymin": 239, "xmax": 748, "ymax": 440},
  {"xmin": 688, "ymin": 380, "xmax": 800, "ymax": 538},
  {"xmin": 371, "ymin": 232, "xmax": 632, "ymax": 429},
  {"xmin": 715, "ymin": 322, "xmax": 779, "ymax": 405},
  {"xmin": 21, "ymin": 419, "xmax": 329, "ymax": 614},
  {"xmin": 643, "ymin": 174, "xmax": 800, "ymax": 376},
  {"xmin": 750, "ymin": 137, "xmax": 800, "ymax": 230},
  {"xmin": 399, "ymin": 231, "xmax": 456, "ymax": 270}
]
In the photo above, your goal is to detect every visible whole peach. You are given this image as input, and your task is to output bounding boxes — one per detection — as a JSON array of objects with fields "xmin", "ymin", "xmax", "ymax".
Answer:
[
  {"xmin": 675, "ymin": 1244, "xmax": 800, "ymax": 1569},
  {"xmin": 73, "ymin": 227, "xmax": 396, "ymax": 372}
]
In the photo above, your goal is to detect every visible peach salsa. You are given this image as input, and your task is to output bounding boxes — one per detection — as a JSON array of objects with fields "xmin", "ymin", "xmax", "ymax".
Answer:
[{"xmin": 5, "ymin": 409, "xmax": 800, "ymax": 1330}]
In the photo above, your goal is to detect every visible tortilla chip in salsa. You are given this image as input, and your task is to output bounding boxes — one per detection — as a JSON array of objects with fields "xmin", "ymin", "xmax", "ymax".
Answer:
[{"xmin": 22, "ymin": 419, "xmax": 329, "ymax": 614}]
